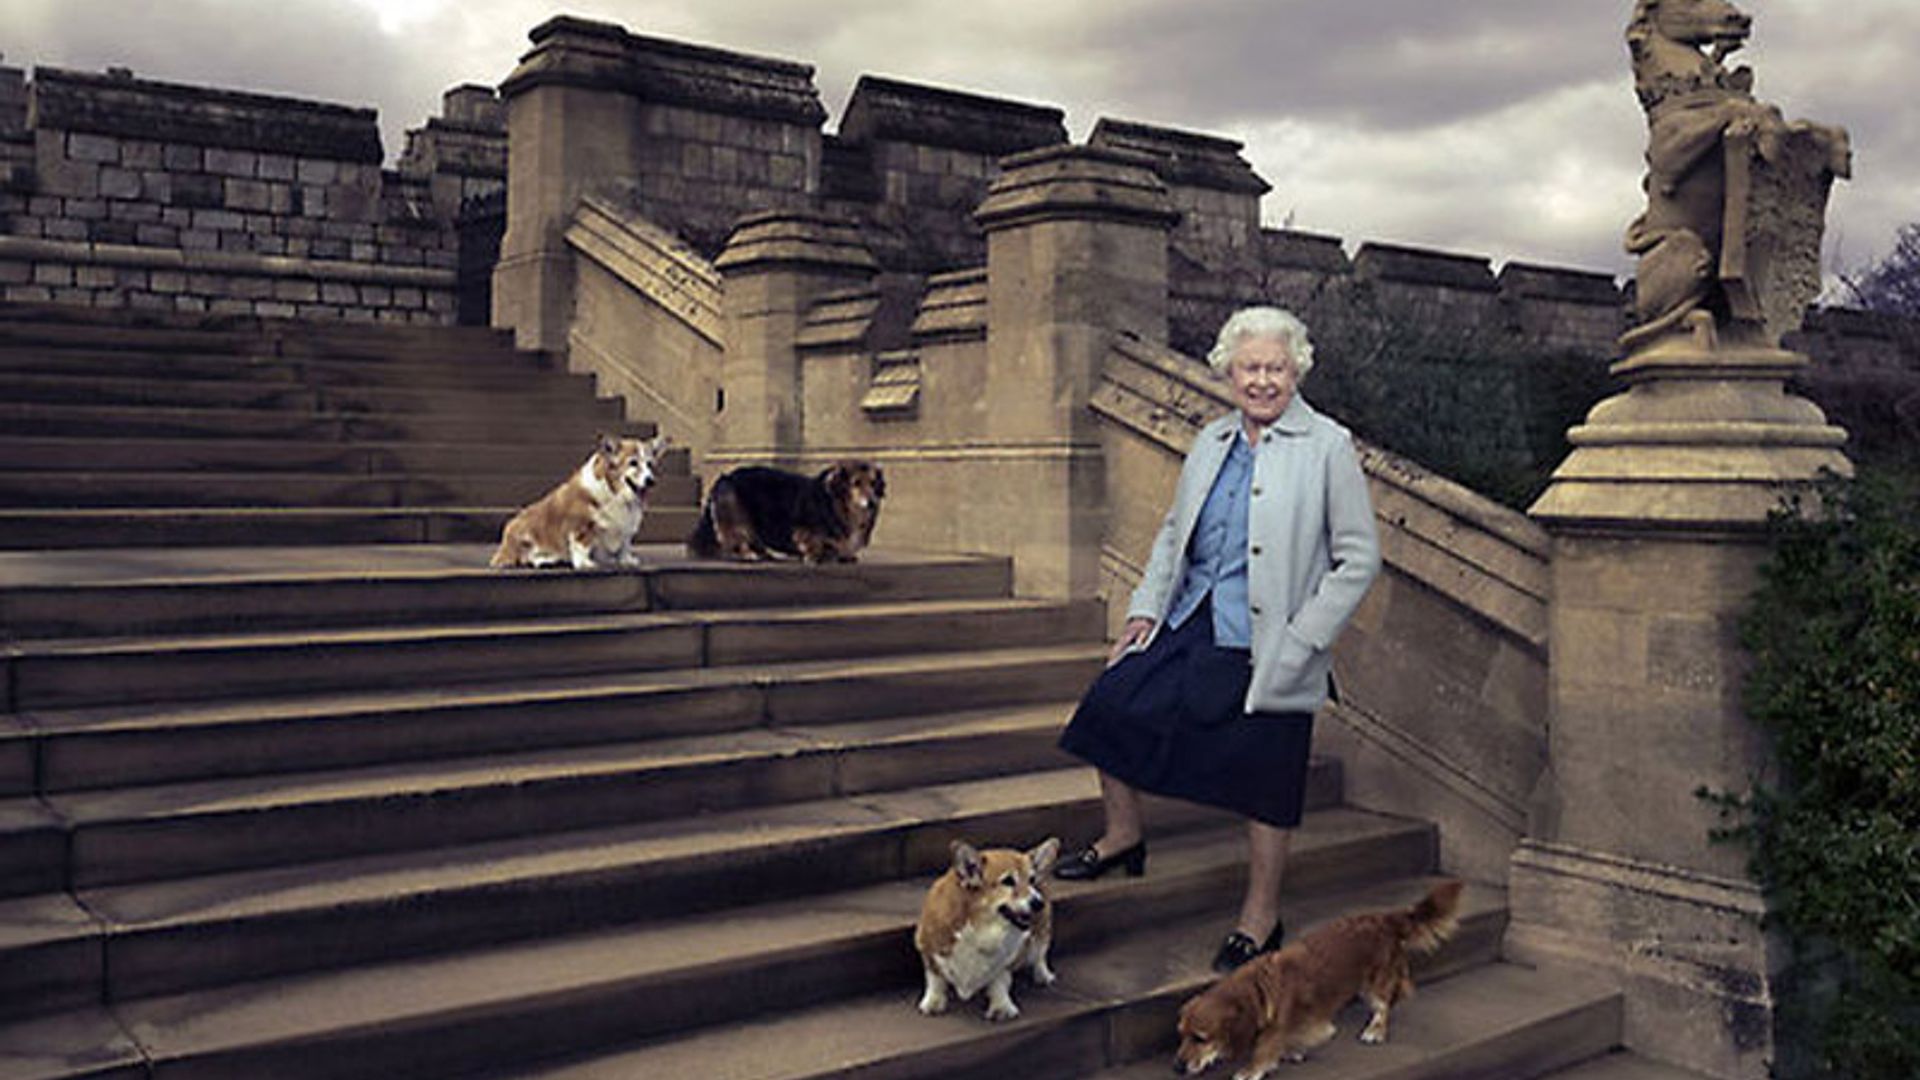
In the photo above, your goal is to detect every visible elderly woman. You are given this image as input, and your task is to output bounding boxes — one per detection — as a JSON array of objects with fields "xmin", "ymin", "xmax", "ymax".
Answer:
[{"xmin": 1055, "ymin": 306, "xmax": 1381, "ymax": 973}]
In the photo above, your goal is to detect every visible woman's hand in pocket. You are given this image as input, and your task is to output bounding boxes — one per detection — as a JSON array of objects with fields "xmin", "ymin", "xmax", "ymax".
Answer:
[{"xmin": 1108, "ymin": 617, "xmax": 1156, "ymax": 666}]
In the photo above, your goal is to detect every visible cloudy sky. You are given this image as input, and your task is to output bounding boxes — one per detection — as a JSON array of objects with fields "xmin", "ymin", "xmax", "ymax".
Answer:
[{"xmin": 7, "ymin": 0, "xmax": 1916, "ymax": 278}]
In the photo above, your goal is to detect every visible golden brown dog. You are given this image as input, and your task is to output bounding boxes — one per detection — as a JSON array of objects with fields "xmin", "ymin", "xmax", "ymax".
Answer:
[
  {"xmin": 686, "ymin": 460, "xmax": 885, "ymax": 564},
  {"xmin": 914, "ymin": 838, "xmax": 1059, "ymax": 1021},
  {"xmin": 1174, "ymin": 881, "xmax": 1464, "ymax": 1078},
  {"xmin": 490, "ymin": 434, "xmax": 666, "ymax": 570}
]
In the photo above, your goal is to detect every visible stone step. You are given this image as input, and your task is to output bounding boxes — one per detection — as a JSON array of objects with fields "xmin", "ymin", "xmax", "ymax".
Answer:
[
  {"xmin": 0, "ymin": 344, "xmax": 566, "ymax": 389},
  {"xmin": 40, "ymin": 699, "xmax": 1119, "ymax": 891},
  {"xmin": 0, "ymin": 545, "xmax": 1006, "ymax": 639},
  {"xmin": 0, "ymin": 311, "xmax": 515, "ymax": 357},
  {"xmin": 0, "ymin": 369, "xmax": 605, "ymax": 416},
  {"xmin": 12, "ymin": 765, "xmax": 1357, "ymax": 1013},
  {"xmin": 1541, "ymin": 1053, "xmax": 1717, "ymax": 1080},
  {"xmin": 10, "ymin": 596, "xmax": 1100, "ymax": 709},
  {"xmin": 0, "ymin": 400, "xmax": 647, "ymax": 444},
  {"xmin": 23, "ymin": 641, "xmax": 1102, "ymax": 791},
  {"xmin": 481, "ymin": 902, "xmax": 1596, "ymax": 1080},
  {"xmin": 0, "ymin": 504, "xmax": 695, "ymax": 549},
  {"xmin": 0, "ymin": 436, "xmax": 693, "ymax": 478},
  {"xmin": 0, "ymin": 469, "xmax": 699, "ymax": 510},
  {"xmin": 93, "ymin": 840, "xmax": 1468, "ymax": 1080}
]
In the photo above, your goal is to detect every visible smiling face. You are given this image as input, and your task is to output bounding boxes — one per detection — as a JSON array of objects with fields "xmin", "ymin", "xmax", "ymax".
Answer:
[{"xmin": 1226, "ymin": 336, "xmax": 1300, "ymax": 430}]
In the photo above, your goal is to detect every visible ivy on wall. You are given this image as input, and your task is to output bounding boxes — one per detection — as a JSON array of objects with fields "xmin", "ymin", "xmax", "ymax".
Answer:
[{"xmin": 1705, "ymin": 466, "xmax": 1920, "ymax": 1080}]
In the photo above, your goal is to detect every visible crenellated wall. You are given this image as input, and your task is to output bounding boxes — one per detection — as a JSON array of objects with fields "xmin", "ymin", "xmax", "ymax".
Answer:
[{"xmin": 0, "ymin": 64, "xmax": 466, "ymax": 322}]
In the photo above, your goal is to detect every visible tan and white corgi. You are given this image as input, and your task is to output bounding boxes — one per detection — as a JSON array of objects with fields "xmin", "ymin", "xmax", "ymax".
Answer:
[
  {"xmin": 914, "ymin": 837, "xmax": 1060, "ymax": 1021},
  {"xmin": 490, "ymin": 434, "xmax": 666, "ymax": 571}
]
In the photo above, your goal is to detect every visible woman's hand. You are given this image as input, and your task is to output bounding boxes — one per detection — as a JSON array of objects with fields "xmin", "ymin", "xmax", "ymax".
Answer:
[{"xmin": 1108, "ymin": 617, "xmax": 1157, "ymax": 666}]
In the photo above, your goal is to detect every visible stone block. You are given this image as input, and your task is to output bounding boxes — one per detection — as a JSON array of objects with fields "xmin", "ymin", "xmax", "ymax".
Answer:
[
  {"xmin": 224, "ymin": 178, "xmax": 272, "ymax": 212},
  {"xmin": 52, "ymin": 286, "xmax": 92, "ymax": 305},
  {"xmin": 188, "ymin": 274, "xmax": 224, "ymax": 293},
  {"xmin": 269, "ymin": 183, "xmax": 297, "ymax": 215},
  {"xmin": 5, "ymin": 284, "xmax": 54, "ymax": 302},
  {"xmin": 321, "ymin": 281, "xmax": 358, "ymax": 304},
  {"xmin": 121, "ymin": 140, "xmax": 163, "ymax": 170},
  {"xmin": 219, "ymin": 231, "xmax": 255, "ymax": 252},
  {"xmin": 163, "ymin": 144, "xmax": 203, "ymax": 171},
  {"xmin": 425, "ymin": 289, "xmax": 454, "ymax": 313},
  {"xmin": 231, "ymin": 276, "xmax": 274, "ymax": 299},
  {"xmin": 149, "ymin": 271, "xmax": 186, "ymax": 294},
  {"xmin": 280, "ymin": 215, "xmax": 318, "ymax": 238},
  {"xmin": 254, "ymin": 235, "xmax": 286, "ymax": 254},
  {"xmin": 67, "ymin": 132, "xmax": 121, "ymax": 164},
  {"xmin": 350, "ymin": 240, "xmax": 377, "ymax": 261},
  {"xmin": 28, "ymin": 197, "xmax": 62, "ymax": 217},
  {"xmin": 173, "ymin": 173, "xmax": 224, "ymax": 210},
  {"xmin": 127, "ymin": 290, "xmax": 171, "ymax": 311},
  {"xmin": 140, "ymin": 171, "xmax": 173, "ymax": 204},
  {"xmin": 257, "ymin": 153, "xmax": 296, "ymax": 181},
  {"xmin": 393, "ymin": 285, "xmax": 423, "ymax": 308},
  {"xmin": 99, "ymin": 167, "xmax": 142, "ymax": 200},
  {"xmin": 205, "ymin": 148, "xmax": 258, "ymax": 178},
  {"xmin": 114, "ymin": 267, "xmax": 148, "ymax": 288},
  {"xmin": 162, "ymin": 208, "xmax": 192, "ymax": 227},
  {"xmin": 296, "ymin": 158, "xmax": 338, "ymax": 185},
  {"xmin": 274, "ymin": 278, "xmax": 319, "ymax": 302},
  {"xmin": 66, "ymin": 198, "xmax": 107, "ymax": 221},
  {"xmin": 359, "ymin": 283, "xmax": 391, "ymax": 305},
  {"xmin": 109, "ymin": 201, "xmax": 160, "ymax": 224},
  {"xmin": 36, "ymin": 137, "xmax": 99, "ymax": 198},
  {"xmin": 193, "ymin": 209, "xmax": 245, "ymax": 232},
  {"xmin": 311, "ymin": 238, "xmax": 348, "ymax": 259},
  {"xmin": 45, "ymin": 218, "xmax": 88, "ymax": 241},
  {"xmin": 180, "ymin": 229, "xmax": 218, "ymax": 251},
  {"xmin": 33, "ymin": 264, "xmax": 74, "ymax": 287},
  {"xmin": 173, "ymin": 295, "xmax": 208, "ymax": 313},
  {"xmin": 300, "ymin": 185, "xmax": 328, "ymax": 217},
  {"xmin": 209, "ymin": 298, "xmax": 252, "ymax": 316},
  {"xmin": 75, "ymin": 266, "xmax": 116, "ymax": 288},
  {"xmin": 284, "ymin": 238, "xmax": 310, "ymax": 256},
  {"xmin": 136, "ymin": 223, "xmax": 180, "ymax": 246},
  {"xmin": 254, "ymin": 300, "xmax": 296, "ymax": 318},
  {"xmin": 296, "ymin": 302, "xmax": 340, "ymax": 319},
  {"xmin": 0, "ymin": 261, "xmax": 29, "ymax": 284}
]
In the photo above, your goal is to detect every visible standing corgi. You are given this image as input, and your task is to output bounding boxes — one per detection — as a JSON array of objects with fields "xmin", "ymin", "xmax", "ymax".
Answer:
[
  {"xmin": 914, "ymin": 838, "xmax": 1060, "ymax": 1021},
  {"xmin": 490, "ymin": 434, "xmax": 666, "ymax": 570}
]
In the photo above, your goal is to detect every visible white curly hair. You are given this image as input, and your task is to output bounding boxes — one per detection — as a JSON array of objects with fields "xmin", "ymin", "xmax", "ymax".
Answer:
[{"xmin": 1206, "ymin": 306, "xmax": 1315, "ymax": 378}]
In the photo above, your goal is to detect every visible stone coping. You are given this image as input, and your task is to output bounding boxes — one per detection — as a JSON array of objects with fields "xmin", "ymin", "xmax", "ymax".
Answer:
[
  {"xmin": 0, "ymin": 236, "xmax": 455, "ymax": 288},
  {"xmin": 839, "ymin": 75, "xmax": 1066, "ymax": 156},
  {"xmin": 1088, "ymin": 117, "xmax": 1270, "ymax": 195},
  {"xmin": 30, "ymin": 66, "xmax": 383, "ymax": 162}
]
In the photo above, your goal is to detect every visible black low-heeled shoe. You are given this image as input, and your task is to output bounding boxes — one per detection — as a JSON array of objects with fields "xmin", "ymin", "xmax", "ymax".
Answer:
[
  {"xmin": 1210, "ymin": 919, "xmax": 1286, "ymax": 974},
  {"xmin": 1052, "ymin": 839, "xmax": 1147, "ymax": 881}
]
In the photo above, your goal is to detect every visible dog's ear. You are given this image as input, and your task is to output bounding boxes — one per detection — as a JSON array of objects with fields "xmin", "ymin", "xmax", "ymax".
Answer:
[
  {"xmin": 950, "ymin": 840, "xmax": 985, "ymax": 888},
  {"xmin": 822, "ymin": 463, "xmax": 850, "ymax": 498},
  {"xmin": 871, "ymin": 465, "xmax": 886, "ymax": 499},
  {"xmin": 596, "ymin": 433, "xmax": 619, "ymax": 458},
  {"xmin": 1026, "ymin": 837, "xmax": 1060, "ymax": 876}
]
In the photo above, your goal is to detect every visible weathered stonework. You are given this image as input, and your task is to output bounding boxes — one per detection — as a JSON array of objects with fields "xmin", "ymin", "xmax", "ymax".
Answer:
[{"xmin": 2, "ymin": 66, "xmax": 459, "ymax": 322}]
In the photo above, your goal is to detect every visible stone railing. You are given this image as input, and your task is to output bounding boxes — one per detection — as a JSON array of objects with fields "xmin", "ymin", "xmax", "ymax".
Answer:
[
  {"xmin": 1092, "ymin": 332, "xmax": 1551, "ymax": 882},
  {"xmin": 564, "ymin": 195, "xmax": 723, "ymax": 463}
]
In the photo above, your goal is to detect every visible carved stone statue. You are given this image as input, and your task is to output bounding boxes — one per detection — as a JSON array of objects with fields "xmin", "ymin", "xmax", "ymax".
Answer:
[{"xmin": 1621, "ymin": 0, "xmax": 1851, "ymax": 357}]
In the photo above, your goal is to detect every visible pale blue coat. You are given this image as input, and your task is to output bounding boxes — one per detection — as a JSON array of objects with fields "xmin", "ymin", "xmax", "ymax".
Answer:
[{"xmin": 1125, "ymin": 397, "xmax": 1382, "ymax": 714}]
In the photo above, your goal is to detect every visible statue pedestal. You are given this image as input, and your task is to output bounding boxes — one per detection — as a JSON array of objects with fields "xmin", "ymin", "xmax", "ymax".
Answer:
[{"xmin": 1519, "ymin": 341, "xmax": 1847, "ymax": 1078}]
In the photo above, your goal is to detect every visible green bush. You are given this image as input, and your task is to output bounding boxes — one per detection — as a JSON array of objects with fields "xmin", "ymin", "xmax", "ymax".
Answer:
[{"xmin": 1708, "ymin": 465, "xmax": 1920, "ymax": 1080}]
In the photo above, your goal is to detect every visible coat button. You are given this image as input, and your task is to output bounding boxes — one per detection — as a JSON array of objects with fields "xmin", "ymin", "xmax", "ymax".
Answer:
[
  {"xmin": 1250, "ymin": 604, "xmax": 1263, "ymax": 616},
  {"xmin": 1251, "ymin": 546, "xmax": 1263, "ymax": 556},
  {"xmin": 1251, "ymin": 486, "xmax": 1263, "ymax": 496}
]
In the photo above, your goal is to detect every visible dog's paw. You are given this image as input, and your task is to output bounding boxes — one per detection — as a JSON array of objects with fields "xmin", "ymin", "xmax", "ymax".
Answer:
[
  {"xmin": 1232, "ymin": 1066, "xmax": 1274, "ymax": 1080},
  {"xmin": 916, "ymin": 991, "xmax": 949, "ymax": 1016},
  {"xmin": 1029, "ymin": 962, "xmax": 1057, "ymax": 988},
  {"xmin": 983, "ymin": 1000, "xmax": 1020, "ymax": 1022},
  {"xmin": 1359, "ymin": 1029, "xmax": 1387, "ymax": 1045}
]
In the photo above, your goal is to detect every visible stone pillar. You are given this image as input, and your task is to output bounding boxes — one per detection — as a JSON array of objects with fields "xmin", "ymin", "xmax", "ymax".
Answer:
[
  {"xmin": 972, "ymin": 145, "xmax": 1178, "ymax": 599},
  {"xmin": 712, "ymin": 210, "xmax": 877, "ymax": 469},
  {"xmin": 1514, "ymin": 341, "xmax": 1850, "ymax": 1077},
  {"xmin": 492, "ymin": 17, "xmax": 643, "ymax": 351}
]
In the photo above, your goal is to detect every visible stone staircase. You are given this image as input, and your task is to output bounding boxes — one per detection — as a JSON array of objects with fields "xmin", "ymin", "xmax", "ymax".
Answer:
[
  {"xmin": 0, "ymin": 307, "xmax": 1692, "ymax": 1080},
  {"xmin": 0, "ymin": 305, "xmax": 696, "ymax": 549}
]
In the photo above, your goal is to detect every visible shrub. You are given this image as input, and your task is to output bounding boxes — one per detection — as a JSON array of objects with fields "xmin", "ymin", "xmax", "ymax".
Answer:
[{"xmin": 1708, "ymin": 465, "xmax": 1920, "ymax": 1080}]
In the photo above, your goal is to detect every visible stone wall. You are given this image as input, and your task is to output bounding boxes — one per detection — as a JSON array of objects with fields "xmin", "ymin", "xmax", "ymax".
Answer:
[{"xmin": 0, "ymin": 64, "xmax": 464, "ymax": 323}]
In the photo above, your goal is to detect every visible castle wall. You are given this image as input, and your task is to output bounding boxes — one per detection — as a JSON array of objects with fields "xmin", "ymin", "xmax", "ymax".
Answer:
[{"xmin": 0, "ymin": 65, "xmax": 466, "ymax": 323}]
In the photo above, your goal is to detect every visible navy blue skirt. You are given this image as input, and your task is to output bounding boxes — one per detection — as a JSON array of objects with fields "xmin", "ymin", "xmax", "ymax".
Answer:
[{"xmin": 1058, "ymin": 599, "xmax": 1315, "ymax": 828}]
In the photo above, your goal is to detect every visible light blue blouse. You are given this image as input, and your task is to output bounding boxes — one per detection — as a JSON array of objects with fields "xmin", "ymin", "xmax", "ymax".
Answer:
[{"xmin": 1165, "ymin": 430, "xmax": 1253, "ymax": 647}]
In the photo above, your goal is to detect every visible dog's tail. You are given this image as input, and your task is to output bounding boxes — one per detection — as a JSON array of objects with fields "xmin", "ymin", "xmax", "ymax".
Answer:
[
  {"xmin": 1401, "ymin": 880, "xmax": 1464, "ymax": 955},
  {"xmin": 686, "ymin": 502, "xmax": 720, "ymax": 558}
]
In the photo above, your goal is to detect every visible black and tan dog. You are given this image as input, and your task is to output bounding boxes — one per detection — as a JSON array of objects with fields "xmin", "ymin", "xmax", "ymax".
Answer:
[{"xmin": 687, "ymin": 460, "xmax": 886, "ymax": 564}]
